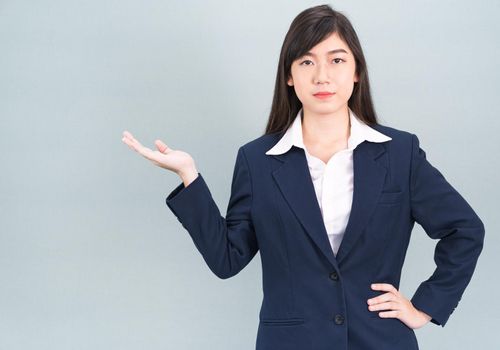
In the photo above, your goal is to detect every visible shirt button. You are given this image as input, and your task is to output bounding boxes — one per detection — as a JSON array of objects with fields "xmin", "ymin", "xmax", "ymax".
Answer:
[
  {"xmin": 334, "ymin": 314, "xmax": 344, "ymax": 325},
  {"xmin": 329, "ymin": 271, "xmax": 339, "ymax": 281}
]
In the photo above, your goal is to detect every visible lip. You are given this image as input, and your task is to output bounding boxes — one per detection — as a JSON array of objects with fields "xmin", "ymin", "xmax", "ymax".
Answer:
[{"xmin": 313, "ymin": 92, "xmax": 335, "ymax": 99}]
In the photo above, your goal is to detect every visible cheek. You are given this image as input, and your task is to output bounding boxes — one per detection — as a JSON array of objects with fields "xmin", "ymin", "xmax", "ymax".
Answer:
[
  {"xmin": 336, "ymin": 70, "xmax": 355, "ymax": 84},
  {"xmin": 338, "ymin": 84, "xmax": 355, "ymax": 99},
  {"xmin": 291, "ymin": 79, "xmax": 309, "ymax": 100},
  {"xmin": 335, "ymin": 74, "xmax": 356, "ymax": 97}
]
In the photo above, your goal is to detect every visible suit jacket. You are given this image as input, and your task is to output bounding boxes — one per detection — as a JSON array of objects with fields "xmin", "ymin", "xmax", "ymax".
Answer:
[{"xmin": 165, "ymin": 123, "xmax": 485, "ymax": 350}]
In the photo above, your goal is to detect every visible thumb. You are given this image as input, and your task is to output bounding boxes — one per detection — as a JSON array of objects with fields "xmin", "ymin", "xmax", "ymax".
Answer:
[{"xmin": 155, "ymin": 139, "xmax": 170, "ymax": 153}]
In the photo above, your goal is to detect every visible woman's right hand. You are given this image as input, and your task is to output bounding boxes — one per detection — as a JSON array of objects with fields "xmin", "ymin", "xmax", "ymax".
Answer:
[{"xmin": 121, "ymin": 130, "xmax": 198, "ymax": 183}]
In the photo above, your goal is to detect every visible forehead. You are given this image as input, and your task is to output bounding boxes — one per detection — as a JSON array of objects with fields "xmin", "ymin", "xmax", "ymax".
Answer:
[{"xmin": 305, "ymin": 32, "xmax": 351, "ymax": 55}]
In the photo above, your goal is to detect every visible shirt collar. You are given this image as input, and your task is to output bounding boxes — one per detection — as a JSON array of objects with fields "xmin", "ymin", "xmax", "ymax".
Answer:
[{"xmin": 264, "ymin": 107, "xmax": 392, "ymax": 155}]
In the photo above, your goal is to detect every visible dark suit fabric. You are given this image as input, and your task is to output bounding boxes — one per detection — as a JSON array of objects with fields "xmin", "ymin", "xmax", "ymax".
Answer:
[{"xmin": 165, "ymin": 124, "xmax": 485, "ymax": 350}]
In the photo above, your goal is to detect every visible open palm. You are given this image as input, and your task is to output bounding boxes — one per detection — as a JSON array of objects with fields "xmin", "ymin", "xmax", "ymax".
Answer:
[{"xmin": 121, "ymin": 130, "xmax": 195, "ymax": 175}]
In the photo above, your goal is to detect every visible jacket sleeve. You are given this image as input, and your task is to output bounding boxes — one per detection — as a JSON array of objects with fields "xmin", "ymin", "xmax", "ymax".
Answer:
[
  {"xmin": 165, "ymin": 146, "xmax": 259, "ymax": 279},
  {"xmin": 409, "ymin": 133, "xmax": 485, "ymax": 327}
]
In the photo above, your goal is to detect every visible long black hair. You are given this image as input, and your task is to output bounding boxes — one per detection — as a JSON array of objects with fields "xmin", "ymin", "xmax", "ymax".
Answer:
[{"xmin": 264, "ymin": 4, "xmax": 379, "ymax": 136}]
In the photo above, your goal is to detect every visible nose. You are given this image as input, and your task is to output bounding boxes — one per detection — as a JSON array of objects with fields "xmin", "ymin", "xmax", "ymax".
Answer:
[{"xmin": 314, "ymin": 62, "xmax": 330, "ymax": 85}]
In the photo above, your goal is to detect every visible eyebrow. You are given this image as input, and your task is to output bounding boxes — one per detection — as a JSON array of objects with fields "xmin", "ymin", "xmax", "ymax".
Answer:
[{"xmin": 303, "ymin": 49, "xmax": 348, "ymax": 57}]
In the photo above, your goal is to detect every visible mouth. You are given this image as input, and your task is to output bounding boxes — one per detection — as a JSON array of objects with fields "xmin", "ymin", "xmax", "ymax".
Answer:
[{"xmin": 313, "ymin": 92, "xmax": 335, "ymax": 99}]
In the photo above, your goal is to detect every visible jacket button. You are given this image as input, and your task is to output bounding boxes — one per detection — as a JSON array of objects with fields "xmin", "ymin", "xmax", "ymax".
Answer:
[
  {"xmin": 334, "ymin": 314, "xmax": 344, "ymax": 325},
  {"xmin": 329, "ymin": 271, "xmax": 339, "ymax": 280}
]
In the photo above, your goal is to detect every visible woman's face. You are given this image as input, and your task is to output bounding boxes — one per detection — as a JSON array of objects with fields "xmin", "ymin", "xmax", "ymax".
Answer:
[{"xmin": 287, "ymin": 32, "xmax": 358, "ymax": 116}]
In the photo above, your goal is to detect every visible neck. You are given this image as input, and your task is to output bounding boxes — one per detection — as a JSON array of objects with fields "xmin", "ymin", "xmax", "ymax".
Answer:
[{"xmin": 302, "ymin": 105, "xmax": 350, "ymax": 146}]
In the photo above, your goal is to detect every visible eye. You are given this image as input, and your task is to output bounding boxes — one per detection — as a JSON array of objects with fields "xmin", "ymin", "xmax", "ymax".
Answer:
[{"xmin": 298, "ymin": 58, "xmax": 345, "ymax": 66}]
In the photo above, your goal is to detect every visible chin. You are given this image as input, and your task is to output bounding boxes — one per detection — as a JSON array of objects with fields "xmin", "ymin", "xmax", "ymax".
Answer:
[{"xmin": 304, "ymin": 103, "xmax": 341, "ymax": 114}]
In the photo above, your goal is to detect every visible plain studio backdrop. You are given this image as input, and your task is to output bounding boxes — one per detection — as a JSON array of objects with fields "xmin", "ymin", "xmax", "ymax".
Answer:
[{"xmin": 1, "ymin": 0, "xmax": 499, "ymax": 349}]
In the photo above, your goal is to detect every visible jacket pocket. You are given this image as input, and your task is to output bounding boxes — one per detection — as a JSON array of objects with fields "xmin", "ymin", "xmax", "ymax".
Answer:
[
  {"xmin": 260, "ymin": 317, "xmax": 305, "ymax": 326},
  {"xmin": 378, "ymin": 190, "xmax": 403, "ymax": 205}
]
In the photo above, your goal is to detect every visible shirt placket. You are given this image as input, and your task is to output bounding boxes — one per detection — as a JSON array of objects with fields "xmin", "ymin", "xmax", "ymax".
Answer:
[{"xmin": 321, "ymin": 150, "xmax": 353, "ymax": 255}]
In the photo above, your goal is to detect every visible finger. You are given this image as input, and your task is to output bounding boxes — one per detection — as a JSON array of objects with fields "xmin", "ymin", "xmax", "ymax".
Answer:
[
  {"xmin": 123, "ymin": 130, "xmax": 134, "ymax": 138},
  {"xmin": 122, "ymin": 130, "xmax": 142, "ymax": 145},
  {"xmin": 122, "ymin": 136, "xmax": 153, "ymax": 158},
  {"xmin": 371, "ymin": 283, "xmax": 398, "ymax": 294},
  {"xmin": 378, "ymin": 310, "xmax": 400, "ymax": 318},
  {"xmin": 135, "ymin": 145, "xmax": 161, "ymax": 162},
  {"xmin": 122, "ymin": 136, "xmax": 142, "ymax": 153},
  {"xmin": 122, "ymin": 131, "xmax": 140, "ymax": 145},
  {"xmin": 122, "ymin": 132, "xmax": 147, "ymax": 153},
  {"xmin": 123, "ymin": 131, "xmax": 142, "ymax": 146},
  {"xmin": 155, "ymin": 139, "xmax": 171, "ymax": 153},
  {"xmin": 367, "ymin": 291, "xmax": 396, "ymax": 305},
  {"xmin": 122, "ymin": 136, "xmax": 136, "ymax": 150},
  {"xmin": 368, "ymin": 301, "xmax": 399, "ymax": 312},
  {"xmin": 122, "ymin": 132, "xmax": 170, "ymax": 165}
]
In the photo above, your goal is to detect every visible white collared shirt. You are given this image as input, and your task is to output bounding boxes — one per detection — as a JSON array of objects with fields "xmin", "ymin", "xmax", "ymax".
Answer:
[{"xmin": 265, "ymin": 107, "xmax": 392, "ymax": 256}]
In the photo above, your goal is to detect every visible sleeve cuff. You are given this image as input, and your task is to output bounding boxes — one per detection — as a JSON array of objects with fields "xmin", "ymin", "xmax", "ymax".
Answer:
[
  {"xmin": 165, "ymin": 172, "xmax": 209, "ymax": 220},
  {"xmin": 410, "ymin": 283, "xmax": 455, "ymax": 327}
]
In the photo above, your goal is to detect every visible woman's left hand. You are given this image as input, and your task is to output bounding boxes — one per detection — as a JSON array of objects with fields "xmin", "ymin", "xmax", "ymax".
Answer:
[{"xmin": 367, "ymin": 283, "xmax": 432, "ymax": 329}]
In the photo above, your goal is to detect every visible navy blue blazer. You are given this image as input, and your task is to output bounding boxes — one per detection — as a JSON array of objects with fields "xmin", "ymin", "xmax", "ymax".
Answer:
[{"xmin": 165, "ymin": 123, "xmax": 485, "ymax": 350}]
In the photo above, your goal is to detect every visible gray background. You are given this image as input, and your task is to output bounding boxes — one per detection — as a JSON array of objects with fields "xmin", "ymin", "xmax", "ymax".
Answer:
[{"xmin": 1, "ymin": 0, "xmax": 498, "ymax": 349}]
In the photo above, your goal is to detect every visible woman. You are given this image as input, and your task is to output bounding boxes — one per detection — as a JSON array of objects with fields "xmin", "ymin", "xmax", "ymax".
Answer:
[{"xmin": 122, "ymin": 4, "xmax": 484, "ymax": 350}]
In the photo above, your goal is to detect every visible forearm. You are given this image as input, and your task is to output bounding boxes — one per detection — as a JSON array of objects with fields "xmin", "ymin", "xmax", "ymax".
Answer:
[
  {"xmin": 409, "ymin": 133, "xmax": 485, "ymax": 327},
  {"xmin": 166, "ymin": 147, "xmax": 259, "ymax": 279}
]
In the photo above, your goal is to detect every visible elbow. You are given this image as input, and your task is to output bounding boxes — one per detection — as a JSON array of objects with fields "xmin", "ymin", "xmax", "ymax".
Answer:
[
  {"xmin": 467, "ymin": 214, "xmax": 486, "ymax": 257},
  {"xmin": 212, "ymin": 268, "xmax": 237, "ymax": 280},
  {"xmin": 207, "ymin": 260, "xmax": 239, "ymax": 280},
  {"xmin": 215, "ymin": 272, "xmax": 233, "ymax": 280},
  {"xmin": 477, "ymin": 217, "xmax": 485, "ymax": 250},
  {"xmin": 473, "ymin": 212, "xmax": 485, "ymax": 241}
]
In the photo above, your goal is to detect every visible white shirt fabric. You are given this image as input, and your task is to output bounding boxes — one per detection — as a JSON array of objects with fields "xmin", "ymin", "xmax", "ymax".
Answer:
[{"xmin": 265, "ymin": 107, "xmax": 392, "ymax": 256}]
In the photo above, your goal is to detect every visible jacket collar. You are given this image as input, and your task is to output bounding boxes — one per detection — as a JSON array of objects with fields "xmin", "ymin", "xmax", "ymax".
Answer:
[
  {"xmin": 265, "ymin": 107, "xmax": 391, "ymax": 156},
  {"xmin": 265, "ymin": 108, "xmax": 393, "ymax": 268}
]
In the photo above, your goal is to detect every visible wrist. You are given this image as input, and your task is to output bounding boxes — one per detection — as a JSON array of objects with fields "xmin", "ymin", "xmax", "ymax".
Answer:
[
  {"xmin": 415, "ymin": 307, "xmax": 432, "ymax": 322},
  {"xmin": 178, "ymin": 167, "xmax": 199, "ymax": 187}
]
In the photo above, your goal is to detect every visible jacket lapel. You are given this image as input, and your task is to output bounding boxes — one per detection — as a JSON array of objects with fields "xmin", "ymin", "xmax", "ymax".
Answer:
[
  {"xmin": 269, "ymin": 141, "xmax": 387, "ymax": 268},
  {"xmin": 335, "ymin": 141, "xmax": 387, "ymax": 265}
]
